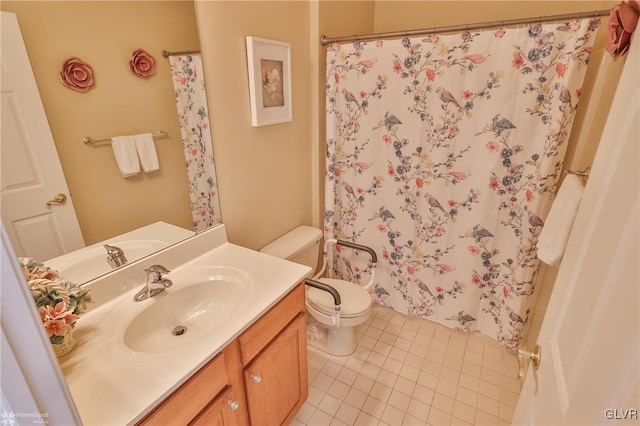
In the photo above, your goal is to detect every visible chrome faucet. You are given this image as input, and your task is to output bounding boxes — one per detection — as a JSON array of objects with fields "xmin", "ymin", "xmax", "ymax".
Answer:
[
  {"xmin": 133, "ymin": 265, "xmax": 172, "ymax": 302},
  {"xmin": 104, "ymin": 244, "xmax": 127, "ymax": 268}
]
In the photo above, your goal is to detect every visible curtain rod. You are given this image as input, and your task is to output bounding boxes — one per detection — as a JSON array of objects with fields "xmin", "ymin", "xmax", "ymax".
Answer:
[
  {"xmin": 162, "ymin": 49, "xmax": 201, "ymax": 58},
  {"xmin": 320, "ymin": 9, "xmax": 609, "ymax": 46}
]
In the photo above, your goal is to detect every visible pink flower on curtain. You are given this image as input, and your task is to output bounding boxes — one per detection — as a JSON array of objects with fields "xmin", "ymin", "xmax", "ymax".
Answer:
[{"xmin": 606, "ymin": 0, "xmax": 640, "ymax": 60}]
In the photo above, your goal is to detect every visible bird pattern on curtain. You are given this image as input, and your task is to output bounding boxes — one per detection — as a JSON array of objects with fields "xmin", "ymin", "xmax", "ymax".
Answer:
[
  {"xmin": 169, "ymin": 54, "xmax": 221, "ymax": 232},
  {"xmin": 324, "ymin": 19, "xmax": 600, "ymax": 349}
]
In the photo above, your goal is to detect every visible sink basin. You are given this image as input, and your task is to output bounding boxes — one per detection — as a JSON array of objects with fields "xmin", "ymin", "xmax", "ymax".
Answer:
[{"xmin": 123, "ymin": 266, "xmax": 253, "ymax": 353}]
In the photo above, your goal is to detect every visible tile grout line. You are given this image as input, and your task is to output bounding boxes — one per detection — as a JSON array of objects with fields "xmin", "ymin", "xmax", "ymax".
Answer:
[{"xmin": 296, "ymin": 306, "xmax": 521, "ymax": 426}]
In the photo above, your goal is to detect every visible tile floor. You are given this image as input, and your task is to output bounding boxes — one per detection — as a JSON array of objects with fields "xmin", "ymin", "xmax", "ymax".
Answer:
[{"xmin": 292, "ymin": 306, "xmax": 521, "ymax": 426}]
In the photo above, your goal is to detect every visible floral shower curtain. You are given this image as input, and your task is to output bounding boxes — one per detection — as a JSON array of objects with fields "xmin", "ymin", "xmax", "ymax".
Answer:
[
  {"xmin": 169, "ymin": 54, "xmax": 221, "ymax": 232},
  {"xmin": 325, "ymin": 19, "xmax": 600, "ymax": 349}
]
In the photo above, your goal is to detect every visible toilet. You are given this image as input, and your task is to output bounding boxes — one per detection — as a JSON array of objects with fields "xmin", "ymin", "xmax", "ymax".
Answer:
[{"xmin": 261, "ymin": 226, "xmax": 373, "ymax": 356}]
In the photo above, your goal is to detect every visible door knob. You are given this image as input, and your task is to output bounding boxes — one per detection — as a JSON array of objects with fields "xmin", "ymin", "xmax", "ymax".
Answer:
[
  {"xmin": 517, "ymin": 344, "xmax": 541, "ymax": 381},
  {"xmin": 46, "ymin": 193, "xmax": 67, "ymax": 207}
]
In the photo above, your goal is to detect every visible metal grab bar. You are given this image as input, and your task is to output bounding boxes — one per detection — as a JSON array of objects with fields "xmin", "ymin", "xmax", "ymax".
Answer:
[
  {"xmin": 315, "ymin": 238, "xmax": 378, "ymax": 290},
  {"xmin": 305, "ymin": 278, "xmax": 342, "ymax": 327},
  {"xmin": 336, "ymin": 240, "xmax": 378, "ymax": 264},
  {"xmin": 305, "ymin": 279, "xmax": 341, "ymax": 306}
]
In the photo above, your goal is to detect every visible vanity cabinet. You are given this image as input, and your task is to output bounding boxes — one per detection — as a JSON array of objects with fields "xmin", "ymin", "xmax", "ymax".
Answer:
[
  {"xmin": 137, "ymin": 339, "xmax": 248, "ymax": 426},
  {"xmin": 239, "ymin": 282, "xmax": 308, "ymax": 426},
  {"xmin": 137, "ymin": 283, "xmax": 307, "ymax": 426}
]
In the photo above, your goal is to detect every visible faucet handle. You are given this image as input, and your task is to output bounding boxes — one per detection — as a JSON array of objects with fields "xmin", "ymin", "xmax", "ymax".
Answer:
[
  {"xmin": 145, "ymin": 265, "xmax": 171, "ymax": 283},
  {"xmin": 145, "ymin": 265, "xmax": 172, "ymax": 288},
  {"xmin": 104, "ymin": 244, "xmax": 127, "ymax": 268},
  {"xmin": 145, "ymin": 264, "xmax": 171, "ymax": 275},
  {"xmin": 104, "ymin": 244, "xmax": 123, "ymax": 255}
]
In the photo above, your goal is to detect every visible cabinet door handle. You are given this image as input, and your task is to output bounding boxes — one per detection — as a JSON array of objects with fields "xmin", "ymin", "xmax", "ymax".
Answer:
[
  {"xmin": 250, "ymin": 373, "xmax": 261, "ymax": 384},
  {"xmin": 228, "ymin": 400, "xmax": 239, "ymax": 411}
]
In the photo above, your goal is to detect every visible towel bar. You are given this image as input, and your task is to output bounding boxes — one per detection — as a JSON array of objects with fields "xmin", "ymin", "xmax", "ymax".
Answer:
[
  {"xmin": 83, "ymin": 130, "xmax": 168, "ymax": 145},
  {"xmin": 564, "ymin": 167, "xmax": 590, "ymax": 180}
]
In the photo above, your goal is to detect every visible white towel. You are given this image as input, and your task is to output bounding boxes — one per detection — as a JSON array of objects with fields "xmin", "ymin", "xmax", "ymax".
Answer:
[
  {"xmin": 134, "ymin": 133, "xmax": 159, "ymax": 173},
  {"xmin": 110, "ymin": 136, "xmax": 140, "ymax": 177},
  {"xmin": 537, "ymin": 174, "xmax": 585, "ymax": 266}
]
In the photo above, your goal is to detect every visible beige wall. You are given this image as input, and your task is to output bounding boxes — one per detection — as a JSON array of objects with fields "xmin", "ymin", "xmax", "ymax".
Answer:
[
  {"xmin": 1, "ymin": 1, "xmax": 198, "ymax": 244},
  {"xmin": 194, "ymin": 1, "xmax": 315, "ymax": 250},
  {"xmin": 192, "ymin": 1, "xmax": 375, "ymax": 251}
]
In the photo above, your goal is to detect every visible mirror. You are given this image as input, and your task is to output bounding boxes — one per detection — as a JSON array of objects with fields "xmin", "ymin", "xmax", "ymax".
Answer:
[{"xmin": 0, "ymin": 1, "xmax": 221, "ymax": 282}]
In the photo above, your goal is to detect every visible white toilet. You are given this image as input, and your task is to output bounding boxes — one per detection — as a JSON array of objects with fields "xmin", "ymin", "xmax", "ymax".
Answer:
[{"xmin": 261, "ymin": 226, "xmax": 374, "ymax": 356}]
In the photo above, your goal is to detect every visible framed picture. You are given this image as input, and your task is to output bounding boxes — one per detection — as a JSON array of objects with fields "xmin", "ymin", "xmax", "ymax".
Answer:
[{"xmin": 246, "ymin": 36, "xmax": 292, "ymax": 127}]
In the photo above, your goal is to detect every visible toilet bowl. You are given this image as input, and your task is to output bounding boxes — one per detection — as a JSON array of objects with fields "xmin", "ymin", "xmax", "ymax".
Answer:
[
  {"xmin": 260, "ymin": 226, "xmax": 374, "ymax": 356},
  {"xmin": 305, "ymin": 277, "xmax": 371, "ymax": 355}
]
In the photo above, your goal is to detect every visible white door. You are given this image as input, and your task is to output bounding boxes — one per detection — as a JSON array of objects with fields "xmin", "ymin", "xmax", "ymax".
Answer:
[
  {"xmin": 1, "ymin": 12, "xmax": 84, "ymax": 260},
  {"xmin": 513, "ymin": 26, "xmax": 640, "ymax": 425}
]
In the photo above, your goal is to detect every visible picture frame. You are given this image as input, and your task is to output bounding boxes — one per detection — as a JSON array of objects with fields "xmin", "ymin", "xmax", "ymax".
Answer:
[{"xmin": 245, "ymin": 36, "xmax": 292, "ymax": 127}]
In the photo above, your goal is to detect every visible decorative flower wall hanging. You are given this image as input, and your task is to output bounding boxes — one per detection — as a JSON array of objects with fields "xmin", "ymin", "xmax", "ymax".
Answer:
[
  {"xmin": 59, "ymin": 57, "xmax": 95, "ymax": 92},
  {"xmin": 129, "ymin": 48, "xmax": 156, "ymax": 78},
  {"xmin": 606, "ymin": 0, "xmax": 639, "ymax": 60}
]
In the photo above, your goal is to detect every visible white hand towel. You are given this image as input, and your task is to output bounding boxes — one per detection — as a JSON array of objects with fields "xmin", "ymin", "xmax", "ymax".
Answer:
[
  {"xmin": 537, "ymin": 174, "xmax": 585, "ymax": 266},
  {"xmin": 134, "ymin": 133, "xmax": 159, "ymax": 173},
  {"xmin": 110, "ymin": 136, "xmax": 140, "ymax": 177}
]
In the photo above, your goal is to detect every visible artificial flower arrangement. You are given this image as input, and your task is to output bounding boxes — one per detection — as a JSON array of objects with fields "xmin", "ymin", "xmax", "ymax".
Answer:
[{"xmin": 19, "ymin": 257, "xmax": 92, "ymax": 345}]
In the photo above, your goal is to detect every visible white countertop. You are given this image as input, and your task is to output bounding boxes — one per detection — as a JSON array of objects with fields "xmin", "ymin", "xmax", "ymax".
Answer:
[
  {"xmin": 45, "ymin": 221, "xmax": 194, "ymax": 285},
  {"xmin": 59, "ymin": 225, "xmax": 310, "ymax": 425}
]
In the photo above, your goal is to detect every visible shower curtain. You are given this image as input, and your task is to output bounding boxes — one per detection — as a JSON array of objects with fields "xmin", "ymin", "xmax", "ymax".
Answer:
[
  {"xmin": 169, "ymin": 54, "xmax": 221, "ymax": 232},
  {"xmin": 325, "ymin": 19, "xmax": 599, "ymax": 349}
]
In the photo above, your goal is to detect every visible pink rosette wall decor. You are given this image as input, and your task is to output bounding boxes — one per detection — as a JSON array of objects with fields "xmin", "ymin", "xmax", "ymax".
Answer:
[
  {"xmin": 606, "ymin": 0, "xmax": 640, "ymax": 60},
  {"xmin": 129, "ymin": 48, "xmax": 156, "ymax": 78},
  {"xmin": 59, "ymin": 57, "xmax": 95, "ymax": 92}
]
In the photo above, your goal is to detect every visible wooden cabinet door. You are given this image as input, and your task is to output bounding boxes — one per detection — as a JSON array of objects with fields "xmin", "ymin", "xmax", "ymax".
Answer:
[
  {"xmin": 191, "ymin": 387, "xmax": 242, "ymax": 426},
  {"xmin": 244, "ymin": 314, "xmax": 308, "ymax": 426},
  {"xmin": 137, "ymin": 351, "xmax": 230, "ymax": 425}
]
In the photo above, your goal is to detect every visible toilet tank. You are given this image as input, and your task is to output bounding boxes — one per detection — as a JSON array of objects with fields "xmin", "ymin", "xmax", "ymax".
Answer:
[{"xmin": 260, "ymin": 226, "xmax": 323, "ymax": 273}]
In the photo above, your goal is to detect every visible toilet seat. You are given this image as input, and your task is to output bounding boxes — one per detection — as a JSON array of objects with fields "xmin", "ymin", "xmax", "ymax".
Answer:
[{"xmin": 306, "ymin": 278, "xmax": 371, "ymax": 318}]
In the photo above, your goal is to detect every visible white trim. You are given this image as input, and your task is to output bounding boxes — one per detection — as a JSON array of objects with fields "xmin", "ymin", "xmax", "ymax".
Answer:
[{"xmin": 1, "ymin": 222, "xmax": 81, "ymax": 424}]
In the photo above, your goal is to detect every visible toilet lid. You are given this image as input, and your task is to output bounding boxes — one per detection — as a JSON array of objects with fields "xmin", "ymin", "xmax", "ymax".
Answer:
[{"xmin": 306, "ymin": 278, "xmax": 371, "ymax": 318}]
